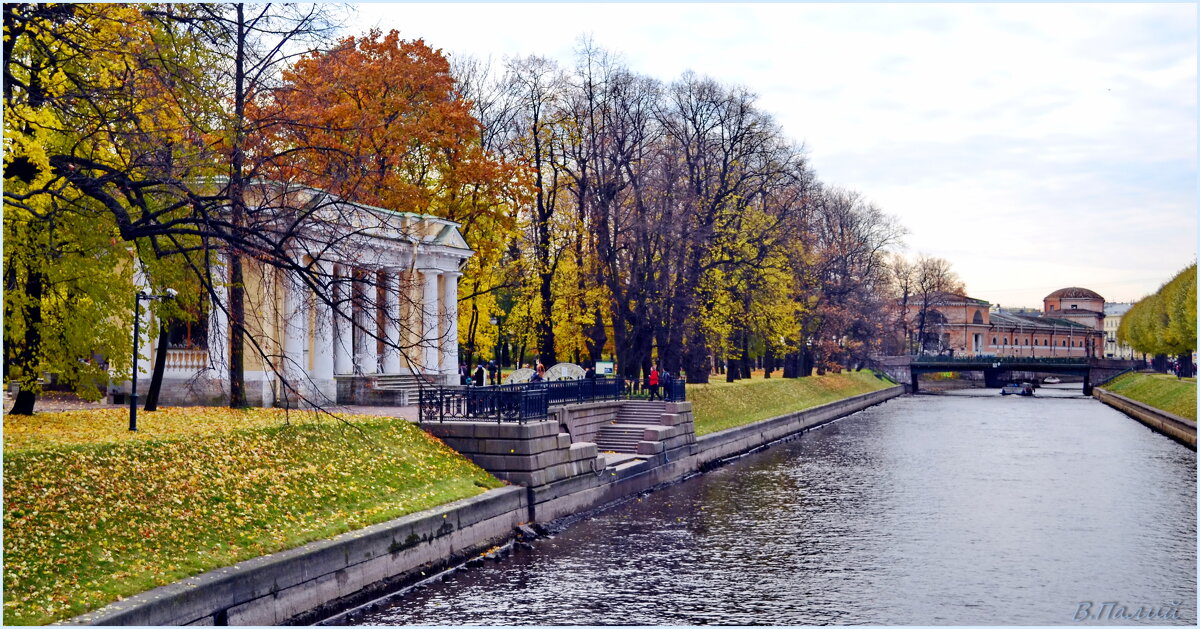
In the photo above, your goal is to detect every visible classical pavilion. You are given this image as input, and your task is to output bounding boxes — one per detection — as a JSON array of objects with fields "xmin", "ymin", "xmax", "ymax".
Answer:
[{"xmin": 129, "ymin": 184, "xmax": 472, "ymax": 407}]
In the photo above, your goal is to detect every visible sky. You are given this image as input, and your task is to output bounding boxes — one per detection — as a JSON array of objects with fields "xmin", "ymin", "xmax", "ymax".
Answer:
[{"xmin": 347, "ymin": 2, "xmax": 1197, "ymax": 309}]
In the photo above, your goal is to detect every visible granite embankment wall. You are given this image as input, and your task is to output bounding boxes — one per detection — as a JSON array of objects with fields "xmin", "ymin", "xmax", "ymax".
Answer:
[
  {"xmin": 65, "ymin": 385, "xmax": 902, "ymax": 626},
  {"xmin": 1093, "ymin": 387, "xmax": 1196, "ymax": 449}
]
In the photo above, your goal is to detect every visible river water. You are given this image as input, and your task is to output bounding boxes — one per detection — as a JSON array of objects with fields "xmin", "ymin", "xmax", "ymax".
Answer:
[{"xmin": 347, "ymin": 386, "xmax": 1196, "ymax": 625}]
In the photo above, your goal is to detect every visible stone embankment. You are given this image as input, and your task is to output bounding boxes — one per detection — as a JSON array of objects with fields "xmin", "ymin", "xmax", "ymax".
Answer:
[
  {"xmin": 64, "ymin": 385, "xmax": 902, "ymax": 626},
  {"xmin": 1093, "ymin": 387, "xmax": 1196, "ymax": 449}
]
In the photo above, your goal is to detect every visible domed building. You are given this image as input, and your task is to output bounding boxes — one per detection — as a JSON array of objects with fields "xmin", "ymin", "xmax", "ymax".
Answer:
[{"xmin": 1043, "ymin": 287, "xmax": 1105, "ymax": 332}]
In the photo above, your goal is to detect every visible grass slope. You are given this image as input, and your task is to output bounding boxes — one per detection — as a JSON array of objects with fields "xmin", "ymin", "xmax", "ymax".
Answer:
[
  {"xmin": 1102, "ymin": 372, "xmax": 1196, "ymax": 421},
  {"xmin": 689, "ymin": 370, "xmax": 895, "ymax": 436},
  {"xmin": 3, "ymin": 408, "xmax": 504, "ymax": 625}
]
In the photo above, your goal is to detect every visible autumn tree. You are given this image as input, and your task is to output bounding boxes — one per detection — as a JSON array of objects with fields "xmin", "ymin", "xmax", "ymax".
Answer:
[
  {"xmin": 1119, "ymin": 263, "xmax": 1196, "ymax": 376},
  {"xmin": 798, "ymin": 188, "xmax": 904, "ymax": 373},
  {"xmin": 3, "ymin": 3, "xmax": 219, "ymax": 414}
]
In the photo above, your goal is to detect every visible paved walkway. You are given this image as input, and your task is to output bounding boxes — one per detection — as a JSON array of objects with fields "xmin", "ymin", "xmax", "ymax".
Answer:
[
  {"xmin": 328, "ymin": 405, "xmax": 420, "ymax": 421},
  {"xmin": 2, "ymin": 391, "xmax": 422, "ymax": 421}
]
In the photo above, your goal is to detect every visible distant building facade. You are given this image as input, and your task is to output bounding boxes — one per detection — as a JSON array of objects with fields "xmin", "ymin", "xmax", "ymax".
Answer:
[
  {"xmin": 1103, "ymin": 302, "xmax": 1140, "ymax": 359},
  {"xmin": 898, "ymin": 286, "xmax": 1106, "ymax": 358}
]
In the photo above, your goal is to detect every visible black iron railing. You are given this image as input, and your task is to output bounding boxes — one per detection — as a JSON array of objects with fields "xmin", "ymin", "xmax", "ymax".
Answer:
[
  {"xmin": 912, "ymin": 355, "xmax": 1089, "ymax": 365},
  {"xmin": 419, "ymin": 376, "xmax": 686, "ymax": 423},
  {"xmin": 419, "ymin": 384, "xmax": 548, "ymax": 424}
]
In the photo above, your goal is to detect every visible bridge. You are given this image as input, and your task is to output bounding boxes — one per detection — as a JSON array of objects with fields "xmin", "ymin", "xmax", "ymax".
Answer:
[{"xmin": 870, "ymin": 356, "xmax": 1141, "ymax": 395}]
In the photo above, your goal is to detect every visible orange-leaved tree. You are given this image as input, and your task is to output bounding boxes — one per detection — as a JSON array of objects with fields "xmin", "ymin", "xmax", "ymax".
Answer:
[{"xmin": 266, "ymin": 29, "xmax": 523, "ymax": 230}]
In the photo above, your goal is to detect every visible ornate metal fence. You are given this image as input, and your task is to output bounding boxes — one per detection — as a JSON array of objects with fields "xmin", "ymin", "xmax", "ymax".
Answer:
[
  {"xmin": 419, "ymin": 384, "xmax": 548, "ymax": 424},
  {"xmin": 418, "ymin": 376, "xmax": 686, "ymax": 423}
]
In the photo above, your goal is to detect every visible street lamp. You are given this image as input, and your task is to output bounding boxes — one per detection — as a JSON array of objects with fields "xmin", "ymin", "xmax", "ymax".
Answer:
[{"xmin": 130, "ymin": 288, "xmax": 176, "ymax": 431}]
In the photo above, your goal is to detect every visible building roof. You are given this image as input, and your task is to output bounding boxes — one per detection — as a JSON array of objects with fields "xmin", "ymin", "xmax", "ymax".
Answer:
[
  {"xmin": 990, "ymin": 311, "xmax": 1097, "ymax": 332},
  {"xmin": 1045, "ymin": 287, "xmax": 1105, "ymax": 301},
  {"xmin": 928, "ymin": 291, "xmax": 990, "ymax": 307}
]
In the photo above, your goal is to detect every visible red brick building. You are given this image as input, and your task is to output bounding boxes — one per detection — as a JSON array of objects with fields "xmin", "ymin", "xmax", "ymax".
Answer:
[{"xmin": 901, "ymin": 287, "xmax": 1105, "ymax": 358}]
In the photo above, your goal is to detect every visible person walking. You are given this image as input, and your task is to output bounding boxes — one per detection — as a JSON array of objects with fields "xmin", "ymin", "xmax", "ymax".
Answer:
[{"xmin": 648, "ymin": 364, "xmax": 661, "ymax": 400}]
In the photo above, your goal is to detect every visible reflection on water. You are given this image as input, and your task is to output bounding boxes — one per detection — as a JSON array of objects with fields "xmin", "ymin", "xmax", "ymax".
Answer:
[{"xmin": 350, "ymin": 388, "xmax": 1196, "ymax": 625}]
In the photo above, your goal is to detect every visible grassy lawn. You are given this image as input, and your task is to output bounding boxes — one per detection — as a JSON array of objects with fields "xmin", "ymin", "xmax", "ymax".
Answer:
[
  {"xmin": 2, "ymin": 407, "xmax": 504, "ymax": 625},
  {"xmin": 689, "ymin": 370, "xmax": 896, "ymax": 436},
  {"xmin": 1102, "ymin": 372, "xmax": 1196, "ymax": 421}
]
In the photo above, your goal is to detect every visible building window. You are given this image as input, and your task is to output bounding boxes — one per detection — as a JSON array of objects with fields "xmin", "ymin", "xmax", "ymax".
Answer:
[
  {"xmin": 1062, "ymin": 340, "xmax": 1067, "ymax": 346},
  {"xmin": 1070, "ymin": 304, "xmax": 1078, "ymax": 309},
  {"xmin": 992, "ymin": 337, "xmax": 997, "ymax": 345},
  {"xmin": 972, "ymin": 310, "xmax": 984, "ymax": 324},
  {"xmin": 1003, "ymin": 337, "xmax": 1008, "ymax": 345}
]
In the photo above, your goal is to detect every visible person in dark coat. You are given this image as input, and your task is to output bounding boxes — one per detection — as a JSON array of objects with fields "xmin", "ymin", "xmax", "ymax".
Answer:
[{"xmin": 473, "ymin": 364, "xmax": 486, "ymax": 387}]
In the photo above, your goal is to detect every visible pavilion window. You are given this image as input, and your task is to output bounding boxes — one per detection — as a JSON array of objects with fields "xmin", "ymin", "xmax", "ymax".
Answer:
[{"xmin": 165, "ymin": 302, "xmax": 209, "ymax": 349}]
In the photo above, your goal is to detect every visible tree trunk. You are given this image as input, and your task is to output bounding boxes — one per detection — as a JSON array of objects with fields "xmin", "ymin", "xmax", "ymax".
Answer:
[
  {"xmin": 682, "ymin": 322, "xmax": 711, "ymax": 384},
  {"xmin": 535, "ymin": 269, "xmax": 557, "ymax": 367},
  {"xmin": 228, "ymin": 253, "xmax": 247, "ymax": 407},
  {"xmin": 143, "ymin": 315, "xmax": 170, "ymax": 411},
  {"xmin": 9, "ymin": 262, "xmax": 44, "ymax": 415},
  {"xmin": 584, "ymin": 307, "xmax": 607, "ymax": 366},
  {"xmin": 227, "ymin": 5, "xmax": 249, "ymax": 408}
]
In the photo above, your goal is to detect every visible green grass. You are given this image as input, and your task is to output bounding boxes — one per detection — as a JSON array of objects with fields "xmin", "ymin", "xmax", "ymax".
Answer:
[
  {"xmin": 689, "ymin": 370, "xmax": 896, "ymax": 436},
  {"xmin": 1102, "ymin": 372, "xmax": 1196, "ymax": 421},
  {"xmin": 3, "ymin": 409, "xmax": 504, "ymax": 625}
]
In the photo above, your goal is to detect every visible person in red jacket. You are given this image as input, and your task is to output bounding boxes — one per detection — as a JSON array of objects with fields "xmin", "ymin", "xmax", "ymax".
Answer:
[{"xmin": 648, "ymin": 364, "xmax": 661, "ymax": 400}]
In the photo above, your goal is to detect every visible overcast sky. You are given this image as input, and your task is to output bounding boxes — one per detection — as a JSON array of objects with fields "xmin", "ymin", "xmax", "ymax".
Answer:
[{"xmin": 348, "ymin": 2, "xmax": 1196, "ymax": 309}]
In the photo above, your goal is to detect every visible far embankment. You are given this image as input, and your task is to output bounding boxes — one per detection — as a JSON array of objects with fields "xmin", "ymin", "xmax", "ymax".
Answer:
[
  {"xmin": 689, "ymin": 370, "xmax": 897, "ymax": 435},
  {"xmin": 1098, "ymin": 372, "xmax": 1195, "ymax": 421},
  {"xmin": 1094, "ymin": 371, "xmax": 1195, "ymax": 448}
]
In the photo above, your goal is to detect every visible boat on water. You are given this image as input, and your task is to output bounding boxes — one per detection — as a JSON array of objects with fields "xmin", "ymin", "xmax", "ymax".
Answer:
[
  {"xmin": 1043, "ymin": 376, "xmax": 1061, "ymax": 384},
  {"xmin": 1001, "ymin": 382, "xmax": 1035, "ymax": 396}
]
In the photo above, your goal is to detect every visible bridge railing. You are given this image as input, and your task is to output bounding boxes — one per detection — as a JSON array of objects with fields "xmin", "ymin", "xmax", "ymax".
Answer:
[{"xmin": 911, "ymin": 355, "xmax": 1089, "ymax": 366}]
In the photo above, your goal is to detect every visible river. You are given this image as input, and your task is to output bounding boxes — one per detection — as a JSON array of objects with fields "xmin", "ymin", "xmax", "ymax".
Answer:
[{"xmin": 342, "ymin": 385, "xmax": 1196, "ymax": 625}]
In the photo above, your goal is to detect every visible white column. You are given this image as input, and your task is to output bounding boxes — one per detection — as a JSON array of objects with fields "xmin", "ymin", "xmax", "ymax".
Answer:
[
  {"xmin": 332, "ymin": 265, "xmax": 354, "ymax": 375},
  {"xmin": 440, "ymin": 271, "xmax": 461, "ymax": 375},
  {"xmin": 356, "ymin": 269, "xmax": 379, "ymax": 374},
  {"xmin": 420, "ymin": 268, "xmax": 442, "ymax": 374},
  {"xmin": 282, "ymin": 272, "xmax": 307, "ymax": 405},
  {"xmin": 133, "ymin": 265, "xmax": 153, "ymax": 382},
  {"xmin": 382, "ymin": 269, "xmax": 402, "ymax": 374},
  {"xmin": 312, "ymin": 260, "xmax": 335, "ymax": 382},
  {"xmin": 207, "ymin": 253, "xmax": 229, "ymax": 378}
]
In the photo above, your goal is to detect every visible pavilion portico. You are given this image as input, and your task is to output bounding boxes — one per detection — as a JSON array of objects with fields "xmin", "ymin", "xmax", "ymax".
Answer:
[{"xmin": 137, "ymin": 191, "xmax": 473, "ymax": 408}]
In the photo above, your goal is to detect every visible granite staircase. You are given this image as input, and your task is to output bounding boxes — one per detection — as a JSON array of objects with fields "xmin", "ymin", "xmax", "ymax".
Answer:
[
  {"xmin": 593, "ymin": 401, "xmax": 669, "ymax": 454},
  {"xmin": 371, "ymin": 374, "xmax": 436, "ymax": 406}
]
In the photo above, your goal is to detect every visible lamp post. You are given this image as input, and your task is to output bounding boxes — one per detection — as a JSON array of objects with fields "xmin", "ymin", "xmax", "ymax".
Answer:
[{"xmin": 130, "ymin": 288, "xmax": 176, "ymax": 431}]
